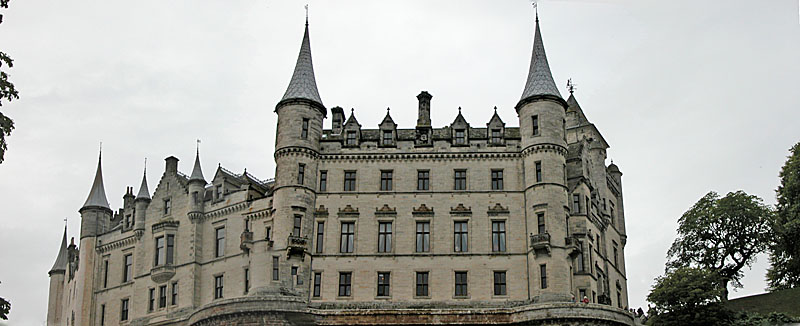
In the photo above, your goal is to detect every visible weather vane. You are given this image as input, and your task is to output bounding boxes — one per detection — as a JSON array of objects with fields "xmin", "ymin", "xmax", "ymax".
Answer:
[
  {"xmin": 567, "ymin": 78, "xmax": 577, "ymax": 94},
  {"xmin": 531, "ymin": 1, "xmax": 538, "ymax": 21},
  {"xmin": 305, "ymin": 4, "xmax": 309, "ymax": 24}
]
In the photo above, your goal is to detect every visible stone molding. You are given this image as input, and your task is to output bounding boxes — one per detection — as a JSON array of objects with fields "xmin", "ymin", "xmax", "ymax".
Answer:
[
  {"xmin": 320, "ymin": 152, "xmax": 520, "ymax": 162},
  {"xmin": 96, "ymin": 235, "xmax": 137, "ymax": 253}
]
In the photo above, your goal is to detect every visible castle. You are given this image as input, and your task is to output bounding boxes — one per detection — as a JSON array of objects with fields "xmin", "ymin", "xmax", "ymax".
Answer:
[{"xmin": 46, "ymin": 14, "xmax": 633, "ymax": 326}]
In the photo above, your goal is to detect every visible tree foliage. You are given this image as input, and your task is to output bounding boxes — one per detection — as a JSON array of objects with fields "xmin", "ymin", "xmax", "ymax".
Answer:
[
  {"xmin": 0, "ymin": 0, "xmax": 19, "ymax": 164},
  {"xmin": 0, "ymin": 281, "xmax": 9, "ymax": 320},
  {"xmin": 767, "ymin": 141, "xmax": 800, "ymax": 290},
  {"xmin": 646, "ymin": 267, "xmax": 731, "ymax": 326},
  {"xmin": 666, "ymin": 191, "xmax": 773, "ymax": 299}
]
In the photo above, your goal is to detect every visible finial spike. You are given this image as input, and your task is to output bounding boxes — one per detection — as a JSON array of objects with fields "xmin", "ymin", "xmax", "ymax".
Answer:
[
  {"xmin": 533, "ymin": 1, "xmax": 539, "ymax": 22},
  {"xmin": 305, "ymin": 4, "xmax": 309, "ymax": 26}
]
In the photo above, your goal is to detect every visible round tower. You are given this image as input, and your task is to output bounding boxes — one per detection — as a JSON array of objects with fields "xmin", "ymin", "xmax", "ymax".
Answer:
[
  {"xmin": 257, "ymin": 19, "xmax": 325, "ymax": 297},
  {"xmin": 516, "ymin": 16, "xmax": 572, "ymax": 303},
  {"xmin": 187, "ymin": 148, "xmax": 207, "ymax": 218}
]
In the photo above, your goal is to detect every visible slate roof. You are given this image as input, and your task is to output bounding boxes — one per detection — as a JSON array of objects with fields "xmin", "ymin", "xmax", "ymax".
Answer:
[
  {"xmin": 82, "ymin": 153, "xmax": 111, "ymax": 210},
  {"xmin": 49, "ymin": 227, "xmax": 68, "ymax": 274},
  {"xmin": 135, "ymin": 168, "xmax": 150, "ymax": 200},
  {"xmin": 520, "ymin": 18, "xmax": 562, "ymax": 101},
  {"xmin": 281, "ymin": 23, "xmax": 323, "ymax": 107},
  {"xmin": 189, "ymin": 151, "xmax": 206, "ymax": 183}
]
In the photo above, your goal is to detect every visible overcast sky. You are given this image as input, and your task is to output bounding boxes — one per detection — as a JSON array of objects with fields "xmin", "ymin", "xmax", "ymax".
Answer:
[{"xmin": 0, "ymin": 1, "xmax": 798, "ymax": 325}]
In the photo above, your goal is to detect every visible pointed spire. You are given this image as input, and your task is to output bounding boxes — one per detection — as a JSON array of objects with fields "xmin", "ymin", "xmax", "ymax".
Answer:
[
  {"xmin": 566, "ymin": 93, "xmax": 590, "ymax": 127},
  {"xmin": 136, "ymin": 160, "xmax": 151, "ymax": 200},
  {"xmin": 189, "ymin": 141, "xmax": 206, "ymax": 183},
  {"xmin": 380, "ymin": 107, "xmax": 395, "ymax": 125},
  {"xmin": 280, "ymin": 17, "xmax": 324, "ymax": 109},
  {"xmin": 82, "ymin": 151, "xmax": 111, "ymax": 211},
  {"xmin": 49, "ymin": 226, "xmax": 68, "ymax": 274},
  {"xmin": 519, "ymin": 15, "xmax": 562, "ymax": 104}
]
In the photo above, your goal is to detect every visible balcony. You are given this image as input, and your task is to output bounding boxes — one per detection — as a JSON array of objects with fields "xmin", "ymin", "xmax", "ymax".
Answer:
[
  {"xmin": 565, "ymin": 236, "xmax": 582, "ymax": 256},
  {"xmin": 240, "ymin": 231, "xmax": 253, "ymax": 252},
  {"xmin": 287, "ymin": 235, "xmax": 308, "ymax": 259},
  {"xmin": 150, "ymin": 265, "xmax": 175, "ymax": 283},
  {"xmin": 530, "ymin": 233, "xmax": 551, "ymax": 257}
]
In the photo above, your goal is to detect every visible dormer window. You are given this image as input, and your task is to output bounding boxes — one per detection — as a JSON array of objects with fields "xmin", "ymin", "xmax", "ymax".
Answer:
[
  {"xmin": 382, "ymin": 130, "xmax": 393, "ymax": 146},
  {"xmin": 346, "ymin": 131, "xmax": 357, "ymax": 146},
  {"xmin": 215, "ymin": 185, "xmax": 223, "ymax": 200},
  {"xmin": 491, "ymin": 129, "xmax": 502, "ymax": 144},
  {"xmin": 455, "ymin": 129, "xmax": 466, "ymax": 145}
]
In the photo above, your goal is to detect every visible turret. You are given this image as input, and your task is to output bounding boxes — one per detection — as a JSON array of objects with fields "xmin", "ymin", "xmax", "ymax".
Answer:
[
  {"xmin": 46, "ymin": 227, "xmax": 68, "ymax": 326},
  {"xmin": 188, "ymin": 148, "xmax": 206, "ymax": 215},
  {"xmin": 134, "ymin": 165, "xmax": 150, "ymax": 234},
  {"xmin": 262, "ymin": 18, "xmax": 325, "ymax": 297},
  {"xmin": 607, "ymin": 162, "xmax": 625, "ymax": 235},
  {"xmin": 73, "ymin": 152, "xmax": 113, "ymax": 326},
  {"xmin": 516, "ymin": 15, "xmax": 571, "ymax": 303}
]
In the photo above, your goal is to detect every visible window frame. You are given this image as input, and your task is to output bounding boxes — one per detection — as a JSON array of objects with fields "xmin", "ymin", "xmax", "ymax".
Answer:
[
  {"xmin": 415, "ymin": 221, "xmax": 431, "ymax": 253},
  {"xmin": 120, "ymin": 298, "xmax": 129, "ymax": 321},
  {"xmin": 319, "ymin": 170, "xmax": 327, "ymax": 191},
  {"xmin": 214, "ymin": 274, "xmax": 224, "ymax": 299},
  {"xmin": 454, "ymin": 169, "xmax": 467, "ymax": 190},
  {"xmin": 491, "ymin": 169, "xmax": 503, "ymax": 190},
  {"xmin": 454, "ymin": 271, "xmax": 468, "ymax": 297},
  {"xmin": 453, "ymin": 221, "xmax": 469, "ymax": 252},
  {"xmin": 492, "ymin": 220, "xmax": 506, "ymax": 252},
  {"xmin": 315, "ymin": 221, "xmax": 325, "ymax": 253},
  {"xmin": 338, "ymin": 272, "xmax": 352, "ymax": 297},
  {"xmin": 301, "ymin": 118, "xmax": 309, "ymax": 139},
  {"xmin": 417, "ymin": 170, "xmax": 430, "ymax": 191},
  {"xmin": 454, "ymin": 129, "xmax": 466, "ymax": 145},
  {"xmin": 215, "ymin": 226, "xmax": 226, "ymax": 258},
  {"xmin": 377, "ymin": 272, "xmax": 391, "ymax": 297},
  {"xmin": 340, "ymin": 222, "xmax": 355, "ymax": 253},
  {"xmin": 493, "ymin": 271, "xmax": 507, "ymax": 296},
  {"xmin": 343, "ymin": 171, "xmax": 357, "ymax": 192},
  {"xmin": 532, "ymin": 115, "xmax": 539, "ymax": 136},
  {"xmin": 415, "ymin": 271, "xmax": 430, "ymax": 297},
  {"xmin": 122, "ymin": 254, "xmax": 132, "ymax": 283},
  {"xmin": 380, "ymin": 170, "xmax": 393, "ymax": 191},
  {"xmin": 540, "ymin": 264, "xmax": 548, "ymax": 289},
  {"xmin": 535, "ymin": 161, "xmax": 543, "ymax": 182},
  {"xmin": 378, "ymin": 221, "xmax": 393, "ymax": 253},
  {"xmin": 313, "ymin": 272, "xmax": 322, "ymax": 298},
  {"xmin": 297, "ymin": 163, "xmax": 305, "ymax": 185}
]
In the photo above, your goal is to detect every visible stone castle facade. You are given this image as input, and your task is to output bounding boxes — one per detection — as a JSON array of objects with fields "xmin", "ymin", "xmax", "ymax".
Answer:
[{"xmin": 46, "ymin": 15, "xmax": 633, "ymax": 326}]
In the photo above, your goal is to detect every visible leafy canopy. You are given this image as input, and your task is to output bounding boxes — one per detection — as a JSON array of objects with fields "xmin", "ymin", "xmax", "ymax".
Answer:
[
  {"xmin": 767, "ymin": 141, "xmax": 800, "ymax": 290},
  {"xmin": 0, "ymin": 0, "xmax": 19, "ymax": 164},
  {"xmin": 667, "ymin": 191, "xmax": 773, "ymax": 298},
  {"xmin": 646, "ymin": 267, "xmax": 731, "ymax": 326}
]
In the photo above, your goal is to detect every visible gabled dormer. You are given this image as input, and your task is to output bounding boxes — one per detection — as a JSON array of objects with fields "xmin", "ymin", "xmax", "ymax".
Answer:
[
  {"xmin": 450, "ymin": 107, "xmax": 470, "ymax": 146},
  {"xmin": 487, "ymin": 107, "xmax": 505, "ymax": 146},
  {"xmin": 379, "ymin": 108, "xmax": 397, "ymax": 147},
  {"xmin": 343, "ymin": 109, "xmax": 361, "ymax": 148}
]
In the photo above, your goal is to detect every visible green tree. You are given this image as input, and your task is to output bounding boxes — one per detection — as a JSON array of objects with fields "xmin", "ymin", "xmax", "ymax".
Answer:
[
  {"xmin": 0, "ymin": 0, "xmax": 20, "ymax": 164},
  {"xmin": 767, "ymin": 141, "xmax": 800, "ymax": 290},
  {"xmin": 0, "ymin": 281, "xmax": 9, "ymax": 320},
  {"xmin": 667, "ymin": 191, "xmax": 773, "ymax": 300},
  {"xmin": 646, "ymin": 267, "xmax": 731, "ymax": 326}
]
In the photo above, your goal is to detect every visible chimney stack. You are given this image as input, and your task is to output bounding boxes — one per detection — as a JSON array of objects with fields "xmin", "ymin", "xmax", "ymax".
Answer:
[{"xmin": 416, "ymin": 91, "xmax": 432, "ymax": 127}]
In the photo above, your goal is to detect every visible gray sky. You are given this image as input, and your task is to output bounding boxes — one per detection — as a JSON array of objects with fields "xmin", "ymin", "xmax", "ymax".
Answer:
[{"xmin": 1, "ymin": 1, "xmax": 798, "ymax": 325}]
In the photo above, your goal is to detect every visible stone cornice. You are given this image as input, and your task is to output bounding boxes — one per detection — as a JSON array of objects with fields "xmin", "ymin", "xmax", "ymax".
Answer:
[
  {"xmin": 96, "ymin": 235, "xmax": 137, "ymax": 253},
  {"xmin": 521, "ymin": 143, "xmax": 567, "ymax": 157},
  {"xmin": 193, "ymin": 202, "xmax": 251, "ymax": 222},
  {"xmin": 243, "ymin": 208, "xmax": 271, "ymax": 221},
  {"xmin": 320, "ymin": 152, "xmax": 520, "ymax": 162},
  {"xmin": 274, "ymin": 146, "xmax": 319, "ymax": 160}
]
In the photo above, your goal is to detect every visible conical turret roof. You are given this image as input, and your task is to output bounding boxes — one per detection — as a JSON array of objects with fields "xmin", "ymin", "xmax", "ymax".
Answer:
[
  {"xmin": 520, "ymin": 17, "xmax": 562, "ymax": 103},
  {"xmin": 566, "ymin": 93, "xmax": 590, "ymax": 126},
  {"xmin": 82, "ymin": 153, "xmax": 111, "ymax": 210},
  {"xmin": 49, "ymin": 227, "xmax": 68, "ymax": 274},
  {"xmin": 281, "ymin": 22, "xmax": 324, "ymax": 108},
  {"xmin": 136, "ymin": 167, "xmax": 150, "ymax": 200},
  {"xmin": 189, "ymin": 150, "xmax": 205, "ymax": 183}
]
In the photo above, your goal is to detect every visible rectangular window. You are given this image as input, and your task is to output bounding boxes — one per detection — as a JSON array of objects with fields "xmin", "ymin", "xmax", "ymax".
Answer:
[
  {"xmin": 416, "ymin": 221, "xmax": 430, "ymax": 252},
  {"xmin": 244, "ymin": 268, "xmax": 250, "ymax": 294},
  {"xmin": 155, "ymin": 236, "xmax": 165, "ymax": 266},
  {"xmin": 613, "ymin": 244, "xmax": 619, "ymax": 267},
  {"xmin": 377, "ymin": 272, "xmax": 390, "ymax": 297},
  {"xmin": 455, "ymin": 129, "xmax": 466, "ymax": 144},
  {"xmin": 572, "ymin": 194, "xmax": 581, "ymax": 213},
  {"xmin": 416, "ymin": 272, "xmax": 429, "ymax": 297},
  {"xmin": 166, "ymin": 234, "xmax": 175, "ymax": 265},
  {"xmin": 291, "ymin": 266, "xmax": 299, "ymax": 285},
  {"xmin": 123, "ymin": 254, "xmax": 132, "ymax": 283},
  {"xmin": 313, "ymin": 272, "xmax": 322, "ymax": 297},
  {"xmin": 454, "ymin": 221, "xmax": 468, "ymax": 252},
  {"xmin": 103, "ymin": 259, "xmax": 109, "ymax": 288},
  {"xmin": 214, "ymin": 275, "xmax": 224, "ymax": 299},
  {"xmin": 579, "ymin": 289, "xmax": 587, "ymax": 302},
  {"xmin": 315, "ymin": 222, "xmax": 324, "ymax": 253},
  {"xmin": 171, "ymin": 282, "xmax": 178, "ymax": 305},
  {"xmin": 338, "ymin": 272, "xmax": 352, "ymax": 297},
  {"xmin": 454, "ymin": 169, "xmax": 467, "ymax": 190},
  {"xmin": 120, "ymin": 299, "xmax": 129, "ymax": 321},
  {"xmin": 301, "ymin": 118, "xmax": 309, "ymax": 139},
  {"xmin": 272, "ymin": 256, "xmax": 280, "ymax": 281},
  {"xmin": 491, "ymin": 129, "xmax": 502, "ymax": 143},
  {"xmin": 319, "ymin": 171, "xmax": 327, "ymax": 191},
  {"xmin": 340, "ymin": 222, "xmax": 355, "ymax": 253},
  {"xmin": 346, "ymin": 131, "xmax": 357, "ymax": 146},
  {"xmin": 100, "ymin": 304, "xmax": 105, "ymax": 326},
  {"xmin": 540, "ymin": 264, "xmax": 548, "ymax": 289},
  {"xmin": 382, "ymin": 130, "xmax": 393, "ymax": 146},
  {"xmin": 216, "ymin": 185, "xmax": 223, "ymax": 199},
  {"xmin": 378, "ymin": 222, "xmax": 392, "ymax": 253},
  {"xmin": 215, "ymin": 226, "xmax": 225, "ymax": 257},
  {"xmin": 535, "ymin": 161, "xmax": 542, "ymax": 182},
  {"xmin": 380, "ymin": 170, "xmax": 393, "ymax": 191},
  {"xmin": 265, "ymin": 226, "xmax": 272, "ymax": 241},
  {"xmin": 494, "ymin": 271, "xmax": 507, "ymax": 295},
  {"xmin": 344, "ymin": 171, "xmax": 357, "ymax": 191},
  {"xmin": 491, "ymin": 169, "xmax": 504, "ymax": 190},
  {"xmin": 532, "ymin": 115, "xmax": 539, "ymax": 136},
  {"xmin": 537, "ymin": 213, "xmax": 546, "ymax": 234},
  {"xmin": 492, "ymin": 221, "xmax": 506, "ymax": 252},
  {"xmin": 293, "ymin": 215, "xmax": 302, "ymax": 237},
  {"xmin": 297, "ymin": 163, "xmax": 305, "ymax": 185},
  {"xmin": 417, "ymin": 170, "xmax": 430, "ymax": 190},
  {"xmin": 148, "ymin": 288, "xmax": 155, "ymax": 311},
  {"xmin": 158, "ymin": 285, "xmax": 167, "ymax": 308},
  {"xmin": 163, "ymin": 198, "xmax": 171, "ymax": 215},
  {"xmin": 455, "ymin": 272, "xmax": 468, "ymax": 296}
]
